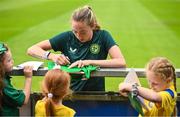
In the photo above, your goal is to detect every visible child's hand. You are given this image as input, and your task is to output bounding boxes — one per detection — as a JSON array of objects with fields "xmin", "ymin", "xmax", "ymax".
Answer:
[
  {"xmin": 23, "ymin": 66, "xmax": 33, "ymax": 78},
  {"xmin": 119, "ymin": 83, "xmax": 131, "ymax": 97}
]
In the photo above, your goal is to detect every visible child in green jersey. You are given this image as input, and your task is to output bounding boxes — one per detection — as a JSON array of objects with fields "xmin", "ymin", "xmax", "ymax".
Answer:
[{"xmin": 0, "ymin": 42, "xmax": 33, "ymax": 116}]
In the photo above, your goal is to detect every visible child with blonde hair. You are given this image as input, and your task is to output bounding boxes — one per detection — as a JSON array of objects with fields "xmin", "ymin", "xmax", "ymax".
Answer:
[
  {"xmin": 119, "ymin": 57, "xmax": 177, "ymax": 116},
  {"xmin": 35, "ymin": 69, "xmax": 75, "ymax": 116},
  {"xmin": 0, "ymin": 42, "xmax": 33, "ymax": 116}
]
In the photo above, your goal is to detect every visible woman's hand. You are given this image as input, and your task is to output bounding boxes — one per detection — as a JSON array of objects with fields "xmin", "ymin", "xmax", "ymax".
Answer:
[
  {"xmin": 68, "ymin": 60, "xmax": 90, "ymax": 68},
  {"xmin": 49, "ymin": 53, "xmax": 70, "ymax": 65}
]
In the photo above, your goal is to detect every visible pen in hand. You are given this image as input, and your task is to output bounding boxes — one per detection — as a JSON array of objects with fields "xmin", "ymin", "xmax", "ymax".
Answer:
[{"xmin": 60, "ymin": 54, "xmax": 71, "ymax": 65}]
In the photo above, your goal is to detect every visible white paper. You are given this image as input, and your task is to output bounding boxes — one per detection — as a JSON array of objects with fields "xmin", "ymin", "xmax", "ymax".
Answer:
[
  {"xmin": 124, "ymin": 68, "xmax": 141, "ymax": 86},
  {"xmin": 17, "ymin": 61, "xmax": 44, "ymax": 71}
]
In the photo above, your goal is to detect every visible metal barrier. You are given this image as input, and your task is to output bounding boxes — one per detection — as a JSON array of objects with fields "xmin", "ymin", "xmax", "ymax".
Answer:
[
  {"xmin": 11, "ymin": 67, "xmax": 180, "ymax": 77},
  {"xmin": 10, "ymin": 67, "xmax": 180, "ymax": 116}
]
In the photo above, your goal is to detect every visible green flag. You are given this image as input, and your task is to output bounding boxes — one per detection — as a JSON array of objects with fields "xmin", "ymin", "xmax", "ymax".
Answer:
[{"xmin": 128, "ymin": 93, "xmax": 144, "ymax": 116}]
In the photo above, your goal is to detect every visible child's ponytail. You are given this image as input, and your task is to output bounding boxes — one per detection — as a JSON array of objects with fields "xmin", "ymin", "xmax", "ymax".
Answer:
[
  {"xmin": 45, "ymin": 93, "xmax": 55, "ymax": 116},
  {"xmin": 172, "ymin": 66, "xmax": 177, "ymax": 116}
]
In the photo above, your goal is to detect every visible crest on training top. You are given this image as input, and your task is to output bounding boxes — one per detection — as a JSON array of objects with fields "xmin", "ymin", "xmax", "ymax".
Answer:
[{"xmin": 90, "ymin": 44, "xmax": 100, "ymax": 54}]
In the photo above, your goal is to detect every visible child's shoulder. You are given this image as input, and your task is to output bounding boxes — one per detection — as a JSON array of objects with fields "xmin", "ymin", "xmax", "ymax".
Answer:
[
  {"xmin": 56, "ymin": 104, "xmax": 76, "ymax": 116},
  {"xmin": 159, "ymin": 84, "xmax": 177, "ymax": 99},
  {"xmin": 35, "ymin": 100, "xmax": 46, "ymax": 107}
]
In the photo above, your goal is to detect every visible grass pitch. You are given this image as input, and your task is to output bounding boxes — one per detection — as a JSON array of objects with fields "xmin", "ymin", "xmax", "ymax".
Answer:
[{"xmin": 0, "ymin": 0, "xmax": 179, "ymax": 92}]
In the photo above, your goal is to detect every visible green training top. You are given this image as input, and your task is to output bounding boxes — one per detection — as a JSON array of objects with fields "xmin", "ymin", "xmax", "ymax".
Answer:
[
  {"xmin": 0, "ymin": 74, "xmax": 25, "ymax": 116},
  {"xmin": 49, "ymin": 30, "xmax": 116, "ymax": 91}
]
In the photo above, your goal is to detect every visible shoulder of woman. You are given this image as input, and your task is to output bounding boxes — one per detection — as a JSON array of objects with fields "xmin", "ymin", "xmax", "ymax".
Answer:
[
  {"xmin": 59, "ymin": 31, "xmax": 73, "ymax": 36},
  {"xmin": 100, "ymin": 30, "xmax": 112, "ymax": 36},
  {"xmin": 94, "ymin": 29, "xmax": 110, "ymax": 35}
]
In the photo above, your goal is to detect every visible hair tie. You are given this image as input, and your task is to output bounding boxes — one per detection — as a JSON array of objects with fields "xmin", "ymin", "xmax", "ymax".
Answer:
[
  {"xmin": 48, "ymin": 93, "xmax": 53, "ymax": 98},
  {"xmin": 0, "ymin": 43, "xmax": 7, "ymax": 55}
]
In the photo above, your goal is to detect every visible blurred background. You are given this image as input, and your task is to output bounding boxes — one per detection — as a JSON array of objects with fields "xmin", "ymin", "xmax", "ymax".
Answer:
[{"xmin": 0, "ymin": 0, "xmax": 180, "ymax": 92}]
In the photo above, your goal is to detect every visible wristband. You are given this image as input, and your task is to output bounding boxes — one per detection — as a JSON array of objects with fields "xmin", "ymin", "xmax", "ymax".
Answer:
[
  {"xmin": 43, "ymin": 51, "xmax": 51, "ymax": 60},
  {"xmin": 132, "ymin": 83, "xmax": 139, "ymax": 97}
]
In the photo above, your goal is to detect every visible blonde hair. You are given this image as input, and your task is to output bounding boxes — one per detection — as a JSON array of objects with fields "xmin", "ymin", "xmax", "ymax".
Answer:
[
  {"xmin": 41, "ymin": 69, "xmax": 71, "ymax": 116},
  {"xmin": 71, "ymin": 5, "xmax": 100, "ymax": 30},
  {"xmin": 146, "ymin": 57, "xmax": 177, "ymax": 115},
  {"xmin": 146, "ymin": 57, "xmax": 176, "ymax": 90}
]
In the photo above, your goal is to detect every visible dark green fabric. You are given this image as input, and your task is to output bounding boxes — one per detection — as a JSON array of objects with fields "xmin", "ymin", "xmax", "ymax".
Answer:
[
  {"xmin": 49, "ymin": 30, "xmax": 116, "ymax": 64},
  {"xmin": 49, "ymin": 30, "xmax": 116, "ymax": 91},
  {"xmin": 128, "ymin": 93, "xmax": 144, "ymax": 116},
  {"xmin": 48, "ymin": 62, "xmax": 98, "ymax": 79},
  {"xmin": 0, "ymin": 74, "xmax": 25, "ymax": 116}
]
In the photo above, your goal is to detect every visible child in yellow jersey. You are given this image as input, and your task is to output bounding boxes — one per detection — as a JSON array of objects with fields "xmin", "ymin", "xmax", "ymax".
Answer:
[
  {"xmin": 119, "ymin": 57, "xmax": 177, "ymax": 116},
  {"xmin": 35, "ymin": 69, "xmax": 75, "ymax": 117}
]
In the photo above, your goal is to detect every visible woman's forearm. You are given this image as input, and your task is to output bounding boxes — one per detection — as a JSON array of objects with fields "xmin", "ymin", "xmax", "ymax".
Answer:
[
  {"xmin": 27, "ymin": 40, "xmax": 52, "ymax": 59},
  {"xmin": 86, "ymin": 58, "xmax": 126, "ymax": 67},
  {"xmin": 27, "ymin": 45, "xmax": 46, "ymax": 59}
]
